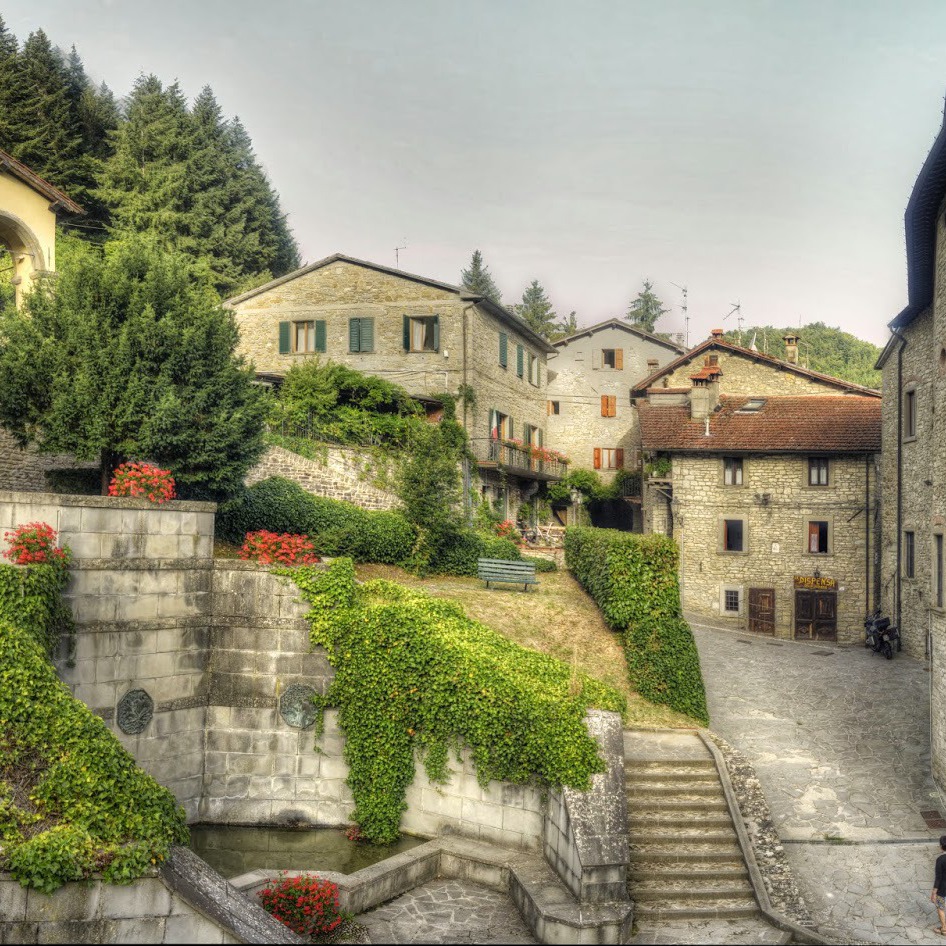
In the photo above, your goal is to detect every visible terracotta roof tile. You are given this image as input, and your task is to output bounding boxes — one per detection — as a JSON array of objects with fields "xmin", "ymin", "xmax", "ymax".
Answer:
[{"xmin": 639, "ymin": 395, "xmax": 881, "ymax": 453}]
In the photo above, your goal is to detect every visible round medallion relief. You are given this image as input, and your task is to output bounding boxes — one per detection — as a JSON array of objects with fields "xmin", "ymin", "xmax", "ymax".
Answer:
[
  {"xmin": 279, "ymin": 683, "xmax": 319, "ymax": 729},
  {"xmin": 117, "ymin": 688, "xmax": 154, "ymax": 735}
]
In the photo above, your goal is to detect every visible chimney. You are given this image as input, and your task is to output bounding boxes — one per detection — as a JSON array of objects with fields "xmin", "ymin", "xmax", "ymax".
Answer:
[
  {"xmin": 783, "ymin": 333, "xmax": 800, "ymax": 365},
  {"xmin": 689, "ymin": 357, "xmax": 722, "ymax": 420},
  {"xmin": 711, "ymin": 328, "xmax": 724, "ymax": 339}
]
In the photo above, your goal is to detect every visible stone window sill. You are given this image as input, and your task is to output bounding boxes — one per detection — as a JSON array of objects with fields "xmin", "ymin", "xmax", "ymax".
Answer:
[
  {"xmin": 717, "ymin": 550, "xmax": 749, "ymax": 556},
  {"xmin": 904, "ymin": 435, "xmax": 918, "ymax": 444}
]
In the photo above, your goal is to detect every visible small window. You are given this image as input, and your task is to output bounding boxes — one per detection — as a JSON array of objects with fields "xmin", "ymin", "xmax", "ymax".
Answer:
[
  {"xmin": 602, "ymin": 349, "xmax": 617, "ymax": 369},
  {"xmin": 724, "ymin": 588, "xmax": 741, "ymax": 613},
  {"xmin": 349, "ymin": 317, "xmax": 374, "ymax": 353},
  {"xmin": 723, "ymin": 518, "xmax": 744, "ymax": 552},
  {"xmin": 594, "ymin": 448, "xmax": 624, "ymax": 470},
  {"xmin": 736, "ymin": 398, "xmax": 766, "ymax": 413},
  {"xmin": 808, "ymin": 520, "xmax": 829, "ymax": 554},
  {"xmin": 723, "ymin": 457, "xmax": 743, "ymax": 486},
  {"xmin": 905, "ymin": 530, "xmax": 915, "ymax": 579},
  {"xmin": 405, "ymin": 315, "xmax": 439, "ymax": 352},
  {"xmin": 548, "ymin": 400, "xmax": 560, "ymax": 415},
  {"xmin": 905, "ymin": 388, "xmax": 917, "ymax": 439},
  {"xmin": 808, "ymin": 457, "xmax": 829, "ymax": 486},
  {"xmin": 294, "ymin": 320, "xmax": 315, "ymax": 353},
  {"xmin": 528, "ymin": 352, "xmax": 539, "ymax": 385}
]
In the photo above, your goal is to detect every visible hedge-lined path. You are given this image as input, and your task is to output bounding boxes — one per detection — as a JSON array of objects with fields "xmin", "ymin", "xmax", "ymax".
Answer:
[{"xmin": 692, "ymin": 619, "xmax": 946, "ymax": 943}]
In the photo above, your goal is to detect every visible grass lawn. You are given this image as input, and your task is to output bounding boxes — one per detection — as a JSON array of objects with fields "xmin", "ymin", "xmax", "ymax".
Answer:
[{"xmin": 355, "ymin": 564, "xmax": 699, "ymax": 729}]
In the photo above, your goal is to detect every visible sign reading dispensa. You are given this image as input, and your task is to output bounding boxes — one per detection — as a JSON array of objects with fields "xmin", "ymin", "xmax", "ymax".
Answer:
[{"xmin": 793, "ymin": 575, "xmax": 838, "ymax": 591}]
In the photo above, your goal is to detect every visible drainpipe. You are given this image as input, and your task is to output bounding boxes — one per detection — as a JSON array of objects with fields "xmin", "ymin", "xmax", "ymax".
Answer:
[
  {"xmin": 893, "ymin": 328, "xmax": 907, "ymax": 643},
  {"xmin": 461, "ymin": 303, "xmax": 474, "ymax": 525},
  {"xmin": 865, "ymin": 453, "xmax": 870, "ymax": 618}
]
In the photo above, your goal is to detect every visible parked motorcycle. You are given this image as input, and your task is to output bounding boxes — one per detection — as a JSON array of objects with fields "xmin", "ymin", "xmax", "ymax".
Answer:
[{"xmin": 864, "ymin": 609, "xmax": 901, "ymax": 660}]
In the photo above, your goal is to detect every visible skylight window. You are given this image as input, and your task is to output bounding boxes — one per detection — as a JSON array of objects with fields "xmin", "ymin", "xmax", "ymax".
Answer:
[{"xmin": 736, "ymin": 398, "xmax": 767, "ymax": 414}]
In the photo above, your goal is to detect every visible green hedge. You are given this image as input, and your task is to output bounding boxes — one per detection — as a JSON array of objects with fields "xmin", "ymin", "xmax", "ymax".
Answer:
[
  {"xmin": 0, "ymin": 565, "xmax": 188, "ymax": 892},
  {"xmin": 523, "ymin": 555, "xmax": 557, "ymax": 573},
  {"xmin": 287, "ymin": 559, "xmax": 626, "ymax": 843},
  {"xmin": 565, "ymin": 527, "xmax": 708, "ymax": 723},
  {"xmin": 435, "ymin": 532, "xmax": 522, "ymax": 577},
  {"xmin": 217, "ymin": 477, "xmax": 415, "ymax": 565}
]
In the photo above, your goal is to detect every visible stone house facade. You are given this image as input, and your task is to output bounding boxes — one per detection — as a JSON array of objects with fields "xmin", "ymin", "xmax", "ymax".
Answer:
[
  {"xmin": 546, "ymin": 319, "xmax": 683, "ymax": 480},
  {"xmin": 635, "ymin": 333, "xmax": 881, "ymax": 644},
  {"xmin": 225, "ymin": 254, "xmax": 561, "ymax": 520}
]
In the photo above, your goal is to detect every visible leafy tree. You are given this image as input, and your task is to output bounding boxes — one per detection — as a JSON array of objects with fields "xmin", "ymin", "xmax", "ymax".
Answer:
[
  {"xmin": 625, "ymin": 279, "xmax": 668, "ymax": 333},
  {"xmin": 460, "ymin": 250, "xmax": 501, "ymax": 303},
  {"xmin": 0, "ymin": 234, "xmax": 268, "ymax": 499},
  {"xmin": 723, "ymin": 322, "xmax": 881, "ymax": 389},
  {"xmin": 550, "ymin": 310, "xmax": 578, "ymax": 342},
  {"xmin": 514, "ymin": 279, "xmax": 557, "ymax": 339}
]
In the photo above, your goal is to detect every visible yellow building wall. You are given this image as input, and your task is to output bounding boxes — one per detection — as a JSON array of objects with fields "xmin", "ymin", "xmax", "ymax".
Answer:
[{"xmin": 0, "ymin": 170, "xmax": 58, "ymax": 307}]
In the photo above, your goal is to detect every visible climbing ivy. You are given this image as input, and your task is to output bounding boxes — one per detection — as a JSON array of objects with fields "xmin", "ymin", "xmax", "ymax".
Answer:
[
  {"xmin": 565, "ymin": 528, "xmax": 709, "ymax": 724},
  {"xmin": 285, "ymin": 559, "xmax": 626, "ymax": 843},
  {"xmin": 0, "ymin": 565, "xmax": 188, "ymax": 892}
]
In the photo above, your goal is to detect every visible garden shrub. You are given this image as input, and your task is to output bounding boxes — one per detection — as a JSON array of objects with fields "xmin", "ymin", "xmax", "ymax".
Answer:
[
  {"xmin": 0, "ymin": 565, "xmax": 188, "ymax": 892},
  {"xmin": 240, "ymin": 531, "xmax": 320, "ymax": 566},
  {"xmin": 565, "ymin": 527, "xmax": 708, "ymax": 724},
  {"xmin": 286, "ymin": 559, "xmax": 626, "ymax": 843},
  {"xmin": 522, "ymin": 555, "xmax": 557, "ymax": 573},
  {"xmin": 44, "ymin": 469, "xmax": 101, "ymax": 496},
  {"xmin": 0, "ymin": 557, "xmax": 72, "ymax": 656},
  {"xmin": 259, "ymin": 872, "xmax": 345, "ymax": 937},
  {"xmin": 218, "ymin": 477, "xmax": 414, "ymax": 565},
  {"xmin": 433, "ymin": 531, "xmax": 521, "ymax": 577}
]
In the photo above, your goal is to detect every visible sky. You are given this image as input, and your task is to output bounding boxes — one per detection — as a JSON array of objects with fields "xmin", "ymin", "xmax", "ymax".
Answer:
[{"xmin": 11, "ymin": 0, "xmax": 946, "ymax": 346}]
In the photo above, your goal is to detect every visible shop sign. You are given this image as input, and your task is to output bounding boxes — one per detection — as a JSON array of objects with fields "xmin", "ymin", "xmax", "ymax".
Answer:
[{"xmin": 793, "ymin": 575, "xmax": 838, "ymax": 591}]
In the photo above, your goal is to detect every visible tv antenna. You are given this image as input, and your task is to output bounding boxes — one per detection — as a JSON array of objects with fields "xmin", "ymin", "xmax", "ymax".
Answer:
[
  {"xmin": 723, "ymin": 301, "xmax": 743, "ymax": 346},
  {"xmin": 394, "ymin": 244, "xmax": 407, "ymax": 268},
  {"xmin": 670, "ymin": 282, "xmax": 689, "ymax": 347}
]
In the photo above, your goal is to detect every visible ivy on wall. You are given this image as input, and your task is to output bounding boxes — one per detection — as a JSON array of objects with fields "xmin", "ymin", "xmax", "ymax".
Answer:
[
  {"xmin": 565, "ymin": 528, "xmax": 709, "ymax": 724},
  {"xmin": 286, "ymin": 559, "xmax": 626, "ymax": 843}
]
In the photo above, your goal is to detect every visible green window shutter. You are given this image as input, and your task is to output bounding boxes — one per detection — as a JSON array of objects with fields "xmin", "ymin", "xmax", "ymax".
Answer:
[
  {"xmin": 360, "ymin": 318, "xmax": 374, "ymax": 352},
  {"xmin": 523, "ymin": 423, "xmax": 532, "ymax": 445},
  {"xmin": 315, "ymin": 320, "xmax": 326, "ymax": 353},
  {"xmin": 508, "ymin": 417, "xmax": 514, "ymax": 439},
  {"xmin": 349, "ymin": 318, "xmax": 360, "ymax": 352},
  {"xmin": 403, "ymin": 315, "xmax": 411, "ymax": 351},
  {"xmin": 499, "ymin": 333, "xmax": 508, "ymax": 367},
  {"xmin": 517, "ymin": 345, "xmax": 524, "ymax": 378},
  {"xmin": 433, "ymin": 315, "xmax": 440, "ymax": 351},
  {"xmin": 279, "ymin": 321, "xmax": 291, "ymax": 354}
]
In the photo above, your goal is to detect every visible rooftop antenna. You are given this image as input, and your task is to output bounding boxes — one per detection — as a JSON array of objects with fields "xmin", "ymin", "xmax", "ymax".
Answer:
[
  {"xmin": 671, "ymin": 282, "xmax": 689, "ymax": 347},
  {"xmin": 723, "ymin": 301, "xmax": 743, "ymax": 346},
  {"xmin": 394, "ymin": 244, "xmax": 407, "ymax": 268}
]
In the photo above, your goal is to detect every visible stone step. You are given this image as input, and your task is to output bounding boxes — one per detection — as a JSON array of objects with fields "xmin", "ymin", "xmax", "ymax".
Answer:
[
  {"xmin": 628, "ymin": 812, "xmax": 734, "ymax": 829},
  {"xmin": 629, "ymin": 843, "xmax": 744, "ymax": 863},
  {"xmin": 631, "ymin": 826, "xmax": 738, "ymax": 844},
  {"xmin": 629, "ymin": 759, "xmax": 717, "ymax": 773},
  {"xmin": 630, "ymin": 877, "xmax": 755, "ymax": 901},
  {"xmin": 627, "ymin": 798, "xmax": 729, "ymax": 813},
  {"xmin": 626, "ymin": 782, "xmax": 724, "ymax": 798},
  {"xmin": 629, "ymin": 864, "xmax": 750, "ymax": 883},
  {"xmin": 627, "ymin": 769, "xmax": 720, "ymax": 783},
  {"xmin": 634, "ymin": 899, "xmax": 761, "ymax": 921}
]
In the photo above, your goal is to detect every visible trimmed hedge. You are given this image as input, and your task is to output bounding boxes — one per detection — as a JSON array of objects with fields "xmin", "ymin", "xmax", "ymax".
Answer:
[
  {"xmin": 565, "ymin": 527, "xmax": 708, "ymax": 724},
  {"xmin": 218, "ymin": 477, "xmax": 415, "ymax": 565},
  {"xmin": 523, "ymin": 555, "xmax": 557, "ymax": 573}
]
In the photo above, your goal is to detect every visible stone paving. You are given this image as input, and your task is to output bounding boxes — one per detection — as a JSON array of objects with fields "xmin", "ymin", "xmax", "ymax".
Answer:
[
  {"xmin": 692, "ymin": 619, "xmax": 946, "ymax": 944},
  {"xmin": 628, "ymin": 918, "xmax": 789, "ymax": 944},
  {"xmin": 357, "ymin": 878, "xmax": 537, "ymax": 944}
]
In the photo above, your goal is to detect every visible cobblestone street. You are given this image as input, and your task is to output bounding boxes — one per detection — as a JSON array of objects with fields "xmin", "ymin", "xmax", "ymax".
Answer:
[{"xmin": 693, "ymin": 620, "xmax": 946, "ymax": 943}]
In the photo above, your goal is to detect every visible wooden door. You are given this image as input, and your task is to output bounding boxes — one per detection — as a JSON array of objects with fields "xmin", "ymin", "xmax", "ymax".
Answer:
[
  {"xmin": 794, "ymin": 590, "xmax": 837, "ymax": 641},
  {"xmin": 748, "ymin": 588, "xmax": 775, "ymax": 635}
]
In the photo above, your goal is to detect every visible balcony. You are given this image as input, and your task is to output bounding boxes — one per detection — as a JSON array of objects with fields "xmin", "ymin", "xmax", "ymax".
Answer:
[{"xmin": 470, "ymin": 438, "xmax": 568, "ymax": 481}]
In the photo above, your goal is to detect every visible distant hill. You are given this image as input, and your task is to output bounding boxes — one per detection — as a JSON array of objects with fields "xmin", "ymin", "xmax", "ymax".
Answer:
[{"xmin": 723, "ymin": 322, "xmax": 882, "ymax": 390}]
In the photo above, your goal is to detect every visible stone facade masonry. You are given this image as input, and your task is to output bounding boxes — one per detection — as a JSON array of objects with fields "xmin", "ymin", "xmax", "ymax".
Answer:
[
  {"xmin": 671, "ymin": 453, "xmax": 878, "ymax": 644},
  {"xmin": 0, "ymin": 427, "xmax": 96, "ymax": 493}
]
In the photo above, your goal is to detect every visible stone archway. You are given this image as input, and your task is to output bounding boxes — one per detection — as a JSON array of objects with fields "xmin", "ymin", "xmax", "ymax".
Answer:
[{"xmin": 0, "ymin": 210, "xmax": 47, "ymax": 309}]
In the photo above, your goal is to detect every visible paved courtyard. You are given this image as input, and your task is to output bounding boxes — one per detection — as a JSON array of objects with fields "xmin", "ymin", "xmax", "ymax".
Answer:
[{"xmin": 693, "ymin": 620, "xmax": 946, "ymax": 944}]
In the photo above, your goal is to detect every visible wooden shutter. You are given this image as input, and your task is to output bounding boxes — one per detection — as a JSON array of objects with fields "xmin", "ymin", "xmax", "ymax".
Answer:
[
  {"xmin": 615, "ymin": 348, "xmax": 624, "ymax": 370},
  {"xmin": 360, "ymin": 318, "xmax": 374, "ymax": 352},
  {"xmin": 523, "ymin": 423, "xmax": 532, "ymax": 445},
  {"xmin": 547, "ymin": 400, "xmax": 551, "ymax": 415},
  {"xmin": 508, "ymin": 417, "xmax": 514, "ymax": 439},
  {"xmin": 349, "ymin": 318, "xmax": 360, "ymax": 352},
  {"xmin": 593, "ymin": 448, "xmax": 602, "ymax": 469},
  {"xmin": 610, "ymin": 395, "xmax": 617, "ymax": 416},
  {"xmin": 433, "ymin": 316, "xmax": 440, "ymax": 351},
  {"xmin": 279, "ymin": 321, "xmax": 291, "ymax": 354},
  {"xmin": 592, "ymin": 350, "xmax": 601, "ymax": 370},
  {"xmin": 616, "ymin": 448, "xmax": 625, "ymax": 468},
  {"xmin": 538, "ymin": 428, "xmax": 543, "ymax": 447},
  {"xmin": 403, "ymin": 316, "xmax": 411, "ymax": 351},
  {"xmin": 315, "ymin": 320, "xmax": 327, "ymax": 353},
  {"xmin": 601, "ymin": 395, "xmax": 609, "ymax": 417},
  {"xmin": 517, "ymin": 345, "xmax": 524, "ymax": 378},
  {"xmin": 499, "ymin": 333, "xmax": 508, "ymax": 367}
]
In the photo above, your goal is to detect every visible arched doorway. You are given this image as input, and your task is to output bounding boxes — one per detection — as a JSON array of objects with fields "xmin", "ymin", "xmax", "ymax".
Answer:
[{"xmin": 0, "ymin": 210, "xmax": 47, "ymax": 310}]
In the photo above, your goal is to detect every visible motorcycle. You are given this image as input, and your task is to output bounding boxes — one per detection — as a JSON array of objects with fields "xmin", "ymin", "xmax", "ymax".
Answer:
[{"xmin": 864, "ymin": 609, "xmax": 901, "ymax": 660}]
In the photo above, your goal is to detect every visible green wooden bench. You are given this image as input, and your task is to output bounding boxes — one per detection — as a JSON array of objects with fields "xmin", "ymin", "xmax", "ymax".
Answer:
[{"xmin": 477, "ymin": 558, "xmax": 538, "ymax": 591}]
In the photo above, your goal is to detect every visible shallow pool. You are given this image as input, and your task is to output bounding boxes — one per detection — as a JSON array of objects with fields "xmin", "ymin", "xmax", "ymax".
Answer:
[{"xmin": 189, "ymin": 825, "xmax": 426, "ymax": 879}]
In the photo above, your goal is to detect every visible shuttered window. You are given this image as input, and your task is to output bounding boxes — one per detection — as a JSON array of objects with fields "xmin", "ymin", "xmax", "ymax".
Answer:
[
  {"xmin": 601, "ymin": 395, "xmax": 617, "ymax": 417},
  {"xmin": 594, "ymin": 448, "xmax": 624, "ymax": 469},
  {"xmin": 517, "ymin": 345, "xmax": 524, "ymax": 378},
  {"xmin": 403, "ymin": 315, "xmax": 440, "ymax": 352},
  {"xmin": 807, "ymin": 521, "xmax": 829, "ymax": 554},
  {"xmin": 349, "ymin": 317, "xmax": 374, "ymax": 353},
  {"xmin": 547, "ymin": 400, "xmax": 560, "ymax": 415},
  {"xmin": 499, "ymin": 333, "xmax": 508, "ymax": 368},
  {"xmin": 278, "ymin": 321, "xmax": 291, "ymax": 354}
]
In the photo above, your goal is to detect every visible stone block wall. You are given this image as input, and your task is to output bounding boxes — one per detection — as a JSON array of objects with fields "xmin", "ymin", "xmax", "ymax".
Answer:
[
  {"xmin": 246, "ymin": 444, "xmax": 399, "ymax": 510},
  {"xmin": 0, "ymin": 428, "xmax": 96, "ymax": 493}
]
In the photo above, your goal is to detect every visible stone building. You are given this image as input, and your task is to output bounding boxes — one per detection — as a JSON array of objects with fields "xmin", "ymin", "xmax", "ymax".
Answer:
[
  {"xmin": 225, "ymin": 253, "xmax": 564, "ymax": 518},
  {"xmin": 546, "ymin": 319, "xmax": 684, "ymax": 479},
  {"xmin": 634, "ymin": 332, "xmax": 881, "ymax": 644}
]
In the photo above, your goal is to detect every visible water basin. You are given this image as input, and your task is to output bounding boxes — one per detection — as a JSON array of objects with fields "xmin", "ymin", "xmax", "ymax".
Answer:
[{"xmin": 189, "ymin": 825, "xmax": 427, "ymax": 878}]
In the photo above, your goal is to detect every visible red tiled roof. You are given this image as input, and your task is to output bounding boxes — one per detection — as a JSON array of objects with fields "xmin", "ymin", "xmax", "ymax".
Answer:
[
  {"xmin": 646, "ymin": 387, "xmax": 690, "ymax": 394},
  {"xmin": 639, "ymin": 395, "xmax": 881, "ymax": 453},
  {"xmin": 0, "ymin": 148, "xmax": 83, "ymax": 215},
  {"xmin": 690, "ymin": 364, "xmax": 722, "ymax": 381}
]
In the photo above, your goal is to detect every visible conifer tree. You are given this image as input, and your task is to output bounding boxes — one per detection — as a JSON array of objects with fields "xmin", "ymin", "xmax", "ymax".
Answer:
[
  {"xmin": 460, "ymin": 250, "xmax": 502, "ymax": 303},
  {"xmin": 550, "ymin": 310, "xmax": 578, "ymax": 342},
  {"xmin": 0, "ymin": 17, "xmax": 20, "ymax": 147},
  {"xmin": 0, "ymin": 234, "xmax": 267, "ymax": 498},
  {"xmin": 625, "ymin": 279, "xmax": 669, "ymax": 334},
  {"xmin": 514, "ymin": 279, "xmax": 557, "ymax": 339}
]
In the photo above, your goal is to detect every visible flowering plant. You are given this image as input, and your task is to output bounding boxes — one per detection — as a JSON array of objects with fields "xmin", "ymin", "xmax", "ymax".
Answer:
[
  {"xmin": 3, "ymin": 522, "xmax": 71, "ymax": 569},
  {"xmin": 108, "ymin": 462, "xmax": 176, "ymax": 503},
  {"xmin": 240, "ymin": 531, "xmax": 321, "ymax": 566},
  {"xmin": 494, "ymin": 519, "xmax": 519, "ymax": 540},
  {"xmin": 259, "ymin": 872, "xmax": 344, "ymax": 937},
  {"xmin": 529, "ymin": 445, "xmax": 569, "ymax": 464},
  {"xmin": 502, "ymin": 438, "xmax": 525, "ymax": 450}
]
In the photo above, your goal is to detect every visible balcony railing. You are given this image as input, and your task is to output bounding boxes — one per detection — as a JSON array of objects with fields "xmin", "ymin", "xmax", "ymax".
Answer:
[{"xmin": 470, "ymin": 438, "xmax": 568, "ymax": 481}]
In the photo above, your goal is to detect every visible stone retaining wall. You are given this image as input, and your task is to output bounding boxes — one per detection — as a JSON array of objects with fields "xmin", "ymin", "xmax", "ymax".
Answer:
[{"xmin": 0, "ymin": 428, "xmax": 95, "ymax": 493}]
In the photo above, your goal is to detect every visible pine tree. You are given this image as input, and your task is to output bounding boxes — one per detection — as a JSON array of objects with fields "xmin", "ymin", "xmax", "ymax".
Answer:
[
  {"xmin": 625, "ymin": 279, "xmax": 668, "ymax": 334},
  {"xmin": 514, "ymin": 279, "xmax": 557, "ymax": 339},
  {"xmin": 0, "ymin": 16, "xmax": 20, "ymax": 147},
  {"xmin": 460, "ymin": 250, "xmax": 501, "ymax": 303},
  {"xmin": 0, "ymin": 234, "xmax": 268, "ymax": 498}
]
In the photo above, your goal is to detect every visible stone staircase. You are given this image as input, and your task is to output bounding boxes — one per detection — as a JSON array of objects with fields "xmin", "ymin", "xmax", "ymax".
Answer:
[{"xmin": 625, "ymin": 734, "xmax": 761, "ymax": 923}]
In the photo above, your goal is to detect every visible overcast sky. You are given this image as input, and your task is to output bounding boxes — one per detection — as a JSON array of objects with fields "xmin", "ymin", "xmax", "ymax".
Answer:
[{"xmin": 12, "ymin": 1, "xmax": 946, "ymax": 345}]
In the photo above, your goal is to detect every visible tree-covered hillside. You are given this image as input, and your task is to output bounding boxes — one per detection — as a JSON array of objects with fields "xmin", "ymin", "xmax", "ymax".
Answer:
[{"xmin": 724, "ymin": 322, "xmax": 882, "ymax": 389}]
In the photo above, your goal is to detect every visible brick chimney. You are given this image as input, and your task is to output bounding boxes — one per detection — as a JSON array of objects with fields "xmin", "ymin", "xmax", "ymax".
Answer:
[
  {"xmin": 689, "ymin": 356, "xmax": 722, "ymax": 419},
  {"xmin": 711, "ymin": 328, "xmax": 724, "ymax": 339},
  {"xmin": 783, "ymin": 333, "xmax": 800, "ymax": 365}
]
